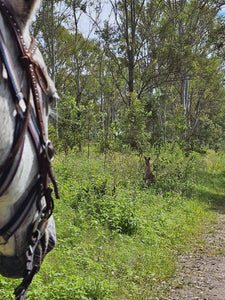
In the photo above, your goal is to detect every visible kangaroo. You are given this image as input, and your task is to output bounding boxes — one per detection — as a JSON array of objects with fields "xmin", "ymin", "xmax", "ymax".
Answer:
[{"xmin": 144, "ymin": 157, "xmax": 155, "ymax": 186}]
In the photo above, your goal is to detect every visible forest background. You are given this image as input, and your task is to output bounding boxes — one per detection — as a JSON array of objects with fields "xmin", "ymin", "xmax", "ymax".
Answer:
[
  {"xmin": 34, "ymin": 0, "xmax": 225, "ymax": 155},
  {"xmin": 2, "ymin": 1, "xmax": 225, "ymax": 299}
]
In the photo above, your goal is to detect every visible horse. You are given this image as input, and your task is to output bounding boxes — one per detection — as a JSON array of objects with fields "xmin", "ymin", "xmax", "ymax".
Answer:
[{"xmin": 0, "ymin": 0, "xmax": 59, "ymax": 299}]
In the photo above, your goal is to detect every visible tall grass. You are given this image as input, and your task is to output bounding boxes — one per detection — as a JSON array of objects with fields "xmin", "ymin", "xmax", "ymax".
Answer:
[{"xmin": 0, "ymin": 146, "xmax": 224, "ymax": 299}]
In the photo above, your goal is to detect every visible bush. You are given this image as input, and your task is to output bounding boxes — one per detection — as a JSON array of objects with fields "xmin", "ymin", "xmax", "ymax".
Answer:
[
  {"xmin": 70, "ymin": 179, "xmax": 138, "ymax": 235},
  {"xmin": 4, "ymin": 148, "xmax": 218, "ymax": 299}
]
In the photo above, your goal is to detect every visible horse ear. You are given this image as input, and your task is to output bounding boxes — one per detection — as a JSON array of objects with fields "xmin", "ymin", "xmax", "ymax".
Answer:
[{"xmin": 8, "ymin": 0, "xmax": 41, "ymax": 27}]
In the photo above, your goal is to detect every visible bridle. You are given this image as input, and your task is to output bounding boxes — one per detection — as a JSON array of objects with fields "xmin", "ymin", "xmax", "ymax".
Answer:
[{"xmin": 0, "ymin": 0, "xmax": 59, "ymax": 298}]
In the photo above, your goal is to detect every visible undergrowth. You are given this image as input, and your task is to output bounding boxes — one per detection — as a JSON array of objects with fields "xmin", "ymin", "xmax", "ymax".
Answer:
[{"xmin": 0, "ymin": 145, "xmax": 224, "ymax": 299}]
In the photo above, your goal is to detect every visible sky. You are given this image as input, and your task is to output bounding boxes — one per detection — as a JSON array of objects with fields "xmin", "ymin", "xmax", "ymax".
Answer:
[
  {"xmin": 78, "ymin": 2, "xmax": 225, "ymax": 39},
  {"xmin": 78, "ymin": 1, "xmax": 112, "ymax": 38},
  {"xmin": 219, "ymin": 5, "xmax": 225, "ymax": 16}
]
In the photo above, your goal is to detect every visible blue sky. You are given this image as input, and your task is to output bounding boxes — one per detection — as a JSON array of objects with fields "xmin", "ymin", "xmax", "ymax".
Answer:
[
  {"xmin": 219, "ymin": 5, "xmax": 225, "ymax": 16},
  {"xmin": 79, "ymin": 2, "xmax": 225, "ymax": 38},
  {"xmin": 78, "ymin": 1, "xmax": 112, "ymax": 38}
]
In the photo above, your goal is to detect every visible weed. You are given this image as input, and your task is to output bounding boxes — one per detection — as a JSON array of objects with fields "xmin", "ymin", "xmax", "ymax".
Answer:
[{"xmin": 1, "ymin": 147, "xmax": 223, "ymax": 299}]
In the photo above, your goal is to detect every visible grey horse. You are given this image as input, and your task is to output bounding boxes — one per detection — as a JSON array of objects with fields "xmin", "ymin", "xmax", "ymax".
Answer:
[{"xmin": 0, "ymin": 0, "xmax": 59, "ymax": 298}]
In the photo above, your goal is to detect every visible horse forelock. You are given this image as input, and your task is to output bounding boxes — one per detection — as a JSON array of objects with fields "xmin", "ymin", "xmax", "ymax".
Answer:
[{"xmin": 6, "ymin": 0, "xmax": 42, "ymax": 31}]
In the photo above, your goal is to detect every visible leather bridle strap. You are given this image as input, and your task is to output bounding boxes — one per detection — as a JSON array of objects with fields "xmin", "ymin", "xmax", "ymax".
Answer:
[
  {"xmin": 0, "ymin": 28, "xmax": 31, "ymax": 174},
  {"xmin": 0, "ymin": 0, "xmax": 59, "ymax": 204},
  {"xmin": 0, "ymin": 0, "xmax": 48, "ymax": 143}
]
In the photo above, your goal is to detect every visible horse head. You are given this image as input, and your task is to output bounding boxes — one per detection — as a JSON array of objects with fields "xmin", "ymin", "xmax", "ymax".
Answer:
[{"xmin": 0, "ymin": 0, "xmax": 58, "ymax": 298}]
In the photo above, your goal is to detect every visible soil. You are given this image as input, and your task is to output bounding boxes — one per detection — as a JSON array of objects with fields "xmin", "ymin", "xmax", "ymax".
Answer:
[{"xmin": 164, "ymin": 207, "xmax": 225, "ymax": 300}]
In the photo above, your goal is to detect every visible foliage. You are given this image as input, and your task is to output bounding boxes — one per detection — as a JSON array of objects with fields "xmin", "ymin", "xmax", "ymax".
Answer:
[
  {"xmin": 1, "ymin": 147, "xmax": 224, "ymax": 299},
  {"xmin": 1, "ymin": 1, "xmax": 225, "ymax": 299},
  {"xmin": 33, "ymin": 0, "xmax": 225, "ymax": 153},
  {"xmin": 116, "ymin": 94, "xmax": 151, "ymax": 153},
  {"xmin": 56, "ymin": 93, "xmax": 100, "ymax": 152}
]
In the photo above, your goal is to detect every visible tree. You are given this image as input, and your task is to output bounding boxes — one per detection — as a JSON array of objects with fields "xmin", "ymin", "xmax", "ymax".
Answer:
[
  {"xmin": 97, "ymin": 0, "xmax": 159, "ymax": 106},
  {"xmin": 154, "ymin": 0, "xmax": 225, "ymax": 148},
  {"xmin": 33, "ymin": 0, "xmax": 225, "ymax": 152}
]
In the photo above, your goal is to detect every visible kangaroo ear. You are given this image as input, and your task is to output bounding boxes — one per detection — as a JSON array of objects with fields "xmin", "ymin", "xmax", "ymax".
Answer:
[{"xmin": 8, "ymin": 0, "xmax": 41, "ymax": 27}]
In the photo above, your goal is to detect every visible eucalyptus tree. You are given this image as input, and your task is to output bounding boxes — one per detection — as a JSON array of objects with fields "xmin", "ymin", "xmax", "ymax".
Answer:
[
  {"xmin": 33, "ymin": 0, "xmax": 71, "ymax": 130},
  {"xmin": 90, "ymin": 0, "xmax": 166, "ymax": 150},
  {"xmin": 33, "ymin": 0, "xmax": 70, "ymax": 80},
  {"xmin": 53, "ymin": 26, "xmax": 102, "ymax": 151},
  {"xmin": 33, "ymin": 0, "xmax": 104, "ymax": 151},
  {"xmin": 161, "ymin": 0, "xmax": 223, "ymax": 111},
  {"xmin": 96, "ymin": 0, "xmax": 165, "ymax": 106},
  {"xmin": 32, "ymin": 0, "xmax": 225, "ymax": 152},
  {"xmin": 156, "ymin": 0, "xmax": 225, "ymax": 148}
]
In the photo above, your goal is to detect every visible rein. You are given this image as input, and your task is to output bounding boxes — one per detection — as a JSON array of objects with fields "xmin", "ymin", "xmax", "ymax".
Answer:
[{"xmin": 0, "ymin": 1, "xmax": 59, "ymax": 298}]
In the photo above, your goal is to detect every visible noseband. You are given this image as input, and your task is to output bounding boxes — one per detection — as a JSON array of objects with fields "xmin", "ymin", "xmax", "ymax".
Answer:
[{"xmin": 0, "ymin": 0, "xmax": 59, "ymax": 298}]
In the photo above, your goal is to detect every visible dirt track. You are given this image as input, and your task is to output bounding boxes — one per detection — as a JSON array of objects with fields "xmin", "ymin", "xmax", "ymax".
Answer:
[{"xmin": 165, "ymin": 211, "xmax": 225, "ymax": 300}]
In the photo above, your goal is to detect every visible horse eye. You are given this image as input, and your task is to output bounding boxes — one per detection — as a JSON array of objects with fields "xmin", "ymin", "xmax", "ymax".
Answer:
[{"xmin": 49, "ymin": 96, "xmax": 54, "ymax": 104}]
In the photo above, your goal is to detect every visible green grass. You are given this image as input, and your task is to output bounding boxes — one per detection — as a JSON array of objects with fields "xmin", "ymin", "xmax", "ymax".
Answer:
[{"xmin": 0, "ymin": 146, "xmax": 224, "ymax": 299}]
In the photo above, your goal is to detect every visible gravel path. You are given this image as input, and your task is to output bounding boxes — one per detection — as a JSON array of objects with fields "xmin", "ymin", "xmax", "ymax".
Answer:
[{"xmin": 165, "ymin": 212, "xmax": 225, "ymax": 300}]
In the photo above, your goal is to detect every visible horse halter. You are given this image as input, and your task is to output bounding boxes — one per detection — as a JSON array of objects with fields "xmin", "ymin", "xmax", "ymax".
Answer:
[{"xmin": 0, "ymin": 0, "xmax": 59, "ymax": 239}]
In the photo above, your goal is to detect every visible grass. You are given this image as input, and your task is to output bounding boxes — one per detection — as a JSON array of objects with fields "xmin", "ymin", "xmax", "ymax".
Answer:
[{"xmin": 0, "ymin": 146, "xmax": 224, "ymax": 299}]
